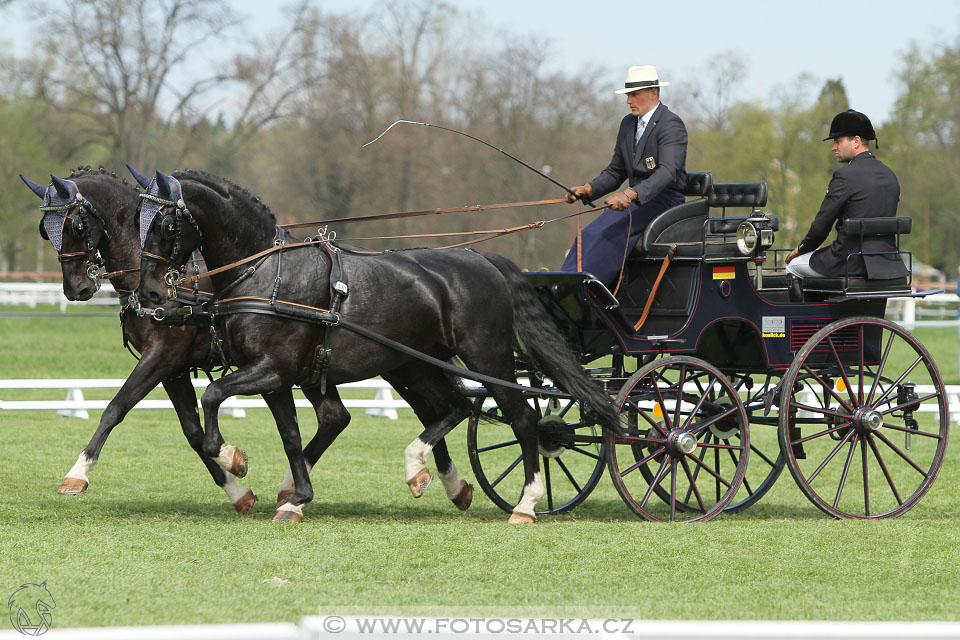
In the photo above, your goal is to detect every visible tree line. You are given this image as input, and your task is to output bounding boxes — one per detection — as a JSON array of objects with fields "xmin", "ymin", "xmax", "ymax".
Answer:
[{"xmin": 2, "ymin": 0, "xmax": 958, "ymax": 278}]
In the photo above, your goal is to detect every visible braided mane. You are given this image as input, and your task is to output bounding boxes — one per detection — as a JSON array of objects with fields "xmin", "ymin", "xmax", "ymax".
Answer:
[{"xmin": 173, "ymin": 169, "xmax": 277, "ymax": 226}]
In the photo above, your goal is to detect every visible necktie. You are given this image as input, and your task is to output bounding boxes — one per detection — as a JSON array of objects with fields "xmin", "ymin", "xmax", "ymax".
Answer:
[{"xmin": 635, "ymin": 117, "xmax": 645, "ymax": 144}]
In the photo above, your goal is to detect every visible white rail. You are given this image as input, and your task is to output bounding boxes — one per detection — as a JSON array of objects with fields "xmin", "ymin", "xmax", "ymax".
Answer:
[{"xmin": 0, "ymin": 378, "xmax": 405, "ymax": 420}]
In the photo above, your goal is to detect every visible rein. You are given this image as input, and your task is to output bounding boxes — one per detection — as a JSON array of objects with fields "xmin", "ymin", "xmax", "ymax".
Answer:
[
  {"xmin": 173, "ymin": 204, "xmax": 604, "ymax": 287},
  {"xmin": 279, "ymin": 198, "xmax": 568, "ymax": 230}
]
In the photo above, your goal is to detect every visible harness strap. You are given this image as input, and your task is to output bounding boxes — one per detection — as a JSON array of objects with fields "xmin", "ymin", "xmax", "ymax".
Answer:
[
  {"xmin": 213, "ymin": 296, "xmax": 568, "ymax": 397},
  {"xmin": 633, "ymin": 244, "xmax": 677, "ymax": 332}
]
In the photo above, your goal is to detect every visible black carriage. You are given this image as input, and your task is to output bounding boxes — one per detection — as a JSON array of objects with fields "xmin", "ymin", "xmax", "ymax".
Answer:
[{"xmin": 467, "ymin": 173, "xmax": 949, "ymax": 522}]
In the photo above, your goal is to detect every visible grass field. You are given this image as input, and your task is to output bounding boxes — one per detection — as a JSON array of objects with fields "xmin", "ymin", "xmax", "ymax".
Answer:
[{"xmin": 1, "ymin": 308, "xmax": 960, "ymax": 627}]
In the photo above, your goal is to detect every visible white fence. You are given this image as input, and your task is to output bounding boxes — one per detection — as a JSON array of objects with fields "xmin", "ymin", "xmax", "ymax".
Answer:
[
  {"xmin": 0, "ymin": 378, "xmax": 406, "ymax": 420},
  {"xmin": 0, "ymin": 378, "xmax": 956, "ymax": 424},
  {"xmin": 0, "ymin": 281, "xmax": 120, "ymax": 311}
]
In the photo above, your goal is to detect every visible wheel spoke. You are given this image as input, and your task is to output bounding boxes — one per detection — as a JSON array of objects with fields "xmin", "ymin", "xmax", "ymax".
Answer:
[
  {"xmin": 800, "ymin": 361, "xmax": 854, "ymax": 412},
  {"xmin": 879, "ymin": 422, "xmax": 943, "ymax": 440},
  {"xmin": 866, "ymin": 433, "xmax": 903, "ymax": 506},
  {"xmin": 620, "ymin": 446, "xmax": 667, "ymax": 477},
  {"xmin": 806, "ymin": 429, "xmax": 855, "ymax": 484},
  {"xmin": 827, "ymin": 336, "xmax": 859, "ymax": 409},
  {"xmin": 793, "ymin": 421, "xmax": 853, "ymax": 446},
  {"xmin": 478, "ymin": 439, "xmax": 519, "ymax": 454},
  {"xmin": 874, "ymin": 431, "xmax": 931, "ymax": 478},
  {"xmin": 687, "ymin": 405, "xmax": 739, "ymax": 437},
  {"xmin": 570, "ymin": 446, "xmax": 601, "ymax": 460},
  {"xmin": 670, "ymin": 458, "xmax": 678, "ymax": 522},
  {"xmin": 685, "ymin": 453, "xmax": 733, "ymax": 489},
  {"xmin": 867, "ymin": 330, "xmax": 897, "ymax": 404},
  {"xmin": 749, "ymin": 441, "xmax": 777, "ymax": 468},
  {"xmin": 832, "ymin": 434, "xmax": 859, "ymax": 510},
  {"xmin": 861, "ymin": 434, "xmax": 870, "ymax": 516},
  {"xmin": 543, "ymin": 457, "xmax": 554, "ymax": 512},
  {"xmin": 555, "ymin": 456, "xmax": 584, "ymax": 494},
  {"xmin": 490, "ymin": 454, "xmax": 523, "ymax": 488},
  {"xmin": 640, "ymin": 457, "xmax": 671, "ymax": 510},
  {"xmin": 680, "ymin": 456, "xmax": 707, "ymax": 512}
]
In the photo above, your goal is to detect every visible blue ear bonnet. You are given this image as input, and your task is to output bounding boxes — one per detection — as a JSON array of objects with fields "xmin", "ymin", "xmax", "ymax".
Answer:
[
  {"xmin": 39, "ymin": 178, "xmax": 81, "ymax": 252},
  {"xmin": 140, "ymin": 174, "xmax": 184, "ymax": 247}
]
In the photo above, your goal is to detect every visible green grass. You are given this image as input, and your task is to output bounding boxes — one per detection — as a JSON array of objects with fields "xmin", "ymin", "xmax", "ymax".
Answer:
[{"xmin": 1, "ymin": 310, "xmax": 960, "ymax": 627}]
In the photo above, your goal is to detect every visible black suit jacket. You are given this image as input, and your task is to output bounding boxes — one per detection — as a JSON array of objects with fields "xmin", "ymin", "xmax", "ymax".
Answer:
[
  {"xmin": 588, "ymin": 103, "xmax": 688, "ymax": 204},
  {"xmin": 798, "ymin": 151, "xmax": 907, "ymax": 279}
]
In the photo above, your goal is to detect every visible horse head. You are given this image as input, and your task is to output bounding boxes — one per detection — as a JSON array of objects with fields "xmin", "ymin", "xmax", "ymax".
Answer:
[
  {"xmin": 19, "ymin": 172, "xmax": 110, "ymax": 301},
  {"xmin": 128, "ymin": 166, "xmax": 203, "ymax": 307}
]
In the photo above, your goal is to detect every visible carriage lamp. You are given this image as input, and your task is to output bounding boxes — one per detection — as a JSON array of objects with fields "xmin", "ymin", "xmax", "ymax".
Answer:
[{"xmin": 736, "ymin": 217, "xmax": 776, "ymax": 256}]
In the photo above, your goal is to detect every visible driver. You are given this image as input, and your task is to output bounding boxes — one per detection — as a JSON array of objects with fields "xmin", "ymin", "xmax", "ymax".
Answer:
[{"xmin": 560, "ymin": 65, "xmax": 688, "ymax": 290}]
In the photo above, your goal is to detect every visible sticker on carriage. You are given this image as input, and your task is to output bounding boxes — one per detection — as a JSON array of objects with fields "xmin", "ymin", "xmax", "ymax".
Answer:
[
  {"xmin": 761, "ymin": 315, "xmax": 786, "ymax": 338},
  {"xmin": 712, "ymin": 266, "xmax": 735, "ymax": 280}
]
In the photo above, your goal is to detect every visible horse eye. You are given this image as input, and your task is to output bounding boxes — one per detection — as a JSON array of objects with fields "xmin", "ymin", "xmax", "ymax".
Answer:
[
  {"xmin": 161, "ymin": 215, "xmax": 177, "ymax": 239},
  {"xmin": 72, "ymin": 218, "xmax": 85, "ymax": 235},
  {"xmin": 38, "ymin": 220, "xmax": 49, "ymax": 240}
]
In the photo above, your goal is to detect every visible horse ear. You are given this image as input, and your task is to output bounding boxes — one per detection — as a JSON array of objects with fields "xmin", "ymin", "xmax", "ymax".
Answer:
[
  {"xmin": 19, "ymin": 174, "xmax": 46, "ymax": 199},
  {"xmin": 125, "ymin": 164, "xmax": 152, "ymax": 189},
  {"xmin": 50, "ymin": 174, "xmax": 72, "ymax": 199},
  {"xmin": 155, "ymin": 170, "xmax": 172, "ymax": 199}
]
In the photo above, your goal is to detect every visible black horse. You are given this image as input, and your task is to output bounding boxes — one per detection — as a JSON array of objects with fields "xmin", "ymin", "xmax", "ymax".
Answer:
[
  {"xmin": 134, "ymin": 168, "xmax": 619, "ymax": 523},
  {"xmin": 18, "ymin": 168, "xmax": 260, "ymax": 512}
]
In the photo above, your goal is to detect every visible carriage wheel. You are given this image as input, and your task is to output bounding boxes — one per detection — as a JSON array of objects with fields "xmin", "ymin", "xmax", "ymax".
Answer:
[
  {"xmin": 605, "ymin": 355, "xmax": 749, "ymax": 522},
  {"xmin": 779, "ymin": 317, "xmax": 948, "ymax": 519},
  {"xmin": 724, "ymin": 372, "xmax": 786, "ymax": 513},
  {"xmin": 466, "ymin": 394, "xmax": 607, "ymax": 515}
]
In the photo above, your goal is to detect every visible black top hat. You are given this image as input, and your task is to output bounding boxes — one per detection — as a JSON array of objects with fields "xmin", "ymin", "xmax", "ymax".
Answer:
[{"xmin": 823, "ymin": 109, "xmax": 876, "ymax": 141}]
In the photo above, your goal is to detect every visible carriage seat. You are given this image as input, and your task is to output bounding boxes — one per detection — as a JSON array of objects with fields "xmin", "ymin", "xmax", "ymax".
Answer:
[
  {"xmin": 635, "ymin": 180, "xmax": 769, "ymax": 259},
  {"xmin": 789, "ymin": 217, "xmax": 913, "ymax": 300}
]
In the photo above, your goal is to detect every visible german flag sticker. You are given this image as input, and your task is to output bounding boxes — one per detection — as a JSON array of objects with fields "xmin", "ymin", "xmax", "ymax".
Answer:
[{"xmin": 712, "ymin": 266, "xmax": 735, "ymax": 280}]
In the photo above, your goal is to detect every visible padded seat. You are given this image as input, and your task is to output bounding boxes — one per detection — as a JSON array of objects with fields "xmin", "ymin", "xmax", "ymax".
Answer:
[{"xmin": 635, "ymin": 179, "xmax": 769, "ymax": 259}]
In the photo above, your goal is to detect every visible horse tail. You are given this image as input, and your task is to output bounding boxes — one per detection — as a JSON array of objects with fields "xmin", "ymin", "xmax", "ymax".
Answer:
[{"xmin": 480, "ymin": 252, "xmax": 620, "ymax": 434}]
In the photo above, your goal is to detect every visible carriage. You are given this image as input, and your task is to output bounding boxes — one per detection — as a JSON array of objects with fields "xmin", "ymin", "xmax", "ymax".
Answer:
[
  {"xmin": 26, "ymin": 164, "xmax": 947, "ymax": 524},
  {"xmin": 466, "ymin": 172, "xmax": 949, "ymax": 522}
]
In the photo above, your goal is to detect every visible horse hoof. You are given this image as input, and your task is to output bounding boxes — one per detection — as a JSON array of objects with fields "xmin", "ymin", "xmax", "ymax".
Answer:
[
  {"xmin": 452, "ymin": 482, "xmax": 473, "ymax": 511},
  {"xmin": 233, "ymin": 489, "xmax": 258, "ymax": 515},
  {"xmin": 58, "ymin": 478, "xmax": 89, "ymax": 495},
  {"xmin": 407, "ymin": 468, "xmax": 432, "ymax": 498},
  {"xmin": 276, "ymin": 489, "xmax": 294, "ymax": 508},
  {"xmin": 508, "ymin": 512, "xmax": 536, "ymax": 524},
  {"xmin": 272, "ymin": 508, "xmax": 303, "ymax": 523},
  {"xmin": 228, "ymin": 447, "xmax": 248, "ymax": 478}
]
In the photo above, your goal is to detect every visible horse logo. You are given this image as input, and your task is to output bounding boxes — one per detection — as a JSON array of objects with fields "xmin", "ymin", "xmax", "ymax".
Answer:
[{"xmin": 7, "ymin": 583, "xmax": 56, "ymax": 636}]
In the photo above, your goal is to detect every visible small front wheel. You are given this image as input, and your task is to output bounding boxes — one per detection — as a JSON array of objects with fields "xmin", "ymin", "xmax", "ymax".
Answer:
[{"xmin": 606, "ymin": 355, "xmax": 749, "ymax": 522}]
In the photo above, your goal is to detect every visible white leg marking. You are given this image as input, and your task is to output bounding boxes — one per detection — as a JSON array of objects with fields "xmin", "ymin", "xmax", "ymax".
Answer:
[
  {"xmin": 277, "ymin": 462, "xmax": 312, "ymax": 495},
  {"xmin": 221, "ymin": 473, "xmax": 250, "ymax": 503},
  {"xmin": 404, "ymin": 438, "xmax": 432, "ymax": 483},
  {"xmin": 276, "ymin": 501, "xmax": 303, "ymax": 515},
  {"xmin": 65, "ymin": 452, "xmax": 95, "ymax": 483},
  {"xmin": 513, "ymin": 472, "xmax": 545, "ymax": 518},
  {"xmin": 214, "ymin": 444, "xmax": 239, "ymax": 472},
  {"xmin": 437, "ymin": 463, "xmax": 467, "ymax": 500}
]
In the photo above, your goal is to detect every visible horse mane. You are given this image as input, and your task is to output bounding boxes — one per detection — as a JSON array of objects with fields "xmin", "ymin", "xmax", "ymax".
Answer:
[
  {"xmin": 173, "ymin": 168, "xmax": 278, "ymax": 228},
  {"xmin": 68, "ymin": 165, "xmax": 133, "ymax": 187}
]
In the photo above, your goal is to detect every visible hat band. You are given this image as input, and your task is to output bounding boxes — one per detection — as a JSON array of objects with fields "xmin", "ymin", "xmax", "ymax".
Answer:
[{"xmin": 625, "ymin": 79, "xmax": 659, "ymax": 89}]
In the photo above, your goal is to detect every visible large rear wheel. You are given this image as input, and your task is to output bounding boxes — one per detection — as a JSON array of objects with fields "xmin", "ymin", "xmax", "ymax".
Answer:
[{"xmin": 778, "ymin": 317, "xmax": 948, "ymax": 519}]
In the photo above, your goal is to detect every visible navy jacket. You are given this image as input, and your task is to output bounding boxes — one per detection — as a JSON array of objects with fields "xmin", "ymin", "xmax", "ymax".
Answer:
[
  {"xmin": 798, "ymin": 151, "xmax": 907, "ymax": 279},
  {"xmin": 588, "ymin": 103, "xmax": 688, "ymax": 203}
]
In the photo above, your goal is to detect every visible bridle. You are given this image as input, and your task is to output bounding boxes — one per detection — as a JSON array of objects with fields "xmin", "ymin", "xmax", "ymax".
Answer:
[
  {"xmin": 138, "ymin": 190, "xmax": 202, "ymax": 297},
  {"xmin": 40, "ymin": 193, "xmax": 109, "ymax": 289}
]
